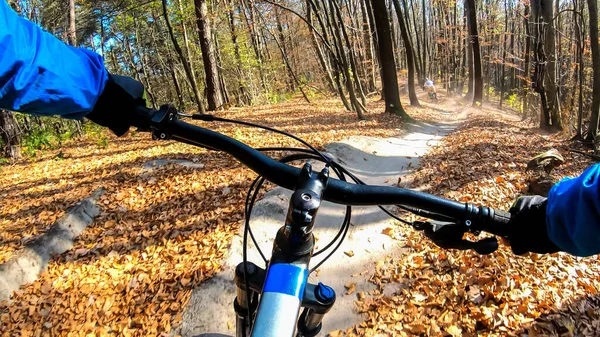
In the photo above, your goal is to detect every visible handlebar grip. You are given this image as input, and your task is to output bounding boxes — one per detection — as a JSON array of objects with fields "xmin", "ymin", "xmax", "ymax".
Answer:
[
  {"xmin": 493, "ymin": 209, "xmax": 512, "ymax": 225},
  {"xmin": 479, "ymin": 209, "xmax": 512, "ymax": 237}
]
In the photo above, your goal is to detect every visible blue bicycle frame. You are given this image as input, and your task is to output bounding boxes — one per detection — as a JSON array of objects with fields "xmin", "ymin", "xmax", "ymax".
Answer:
[
  {"xmin": 251, "ymin": 263, "xmax": 309, "ymax": 336},
  {"xmin": 233, "ymin": 163, "xmax": 337, "ymax": 337}
]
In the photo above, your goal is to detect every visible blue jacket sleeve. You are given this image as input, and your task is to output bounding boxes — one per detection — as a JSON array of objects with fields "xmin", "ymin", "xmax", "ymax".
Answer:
[
  {"xmin": 0, "ymin": 1, "xmax": 108, "ymax": 119},
  {"xmin": 547, "ymin": 163, "xmax": 600, "ymax": 256}
]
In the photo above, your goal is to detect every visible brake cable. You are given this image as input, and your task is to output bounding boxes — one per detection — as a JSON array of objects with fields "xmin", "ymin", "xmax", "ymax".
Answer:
[
  {"xmin": 178, "ymin": 113, "xmax": 472, "ymax": 258},
  {"xmin": 179, "ymin": 112, "xmax": 454, "ymax": 234}
]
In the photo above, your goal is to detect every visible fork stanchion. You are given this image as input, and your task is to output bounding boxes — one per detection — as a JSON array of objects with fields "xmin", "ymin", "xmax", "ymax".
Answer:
[{"xmin": 234, "ymin": 262, "xmax": 265, "ymax": 337}]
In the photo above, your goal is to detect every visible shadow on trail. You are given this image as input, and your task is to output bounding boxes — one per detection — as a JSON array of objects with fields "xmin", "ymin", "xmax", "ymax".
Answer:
[
  {"xmin": 522, "ymin": 294, "xmax": 600, "ymax": 336},
  {"xmin": 54, "ymin": 180, "xmax": 251, "ymax": 267}
]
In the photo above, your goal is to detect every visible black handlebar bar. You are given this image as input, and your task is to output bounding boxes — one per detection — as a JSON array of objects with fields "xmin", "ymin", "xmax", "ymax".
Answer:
[{"xmin": 148, "ymin": 105, "xmax": 512, "ymax": 237}]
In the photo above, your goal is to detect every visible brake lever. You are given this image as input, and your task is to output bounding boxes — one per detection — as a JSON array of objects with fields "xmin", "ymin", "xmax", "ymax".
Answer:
[{"xmin": 412, "ymin": 220, "xmax": 498, "ymax": 255}]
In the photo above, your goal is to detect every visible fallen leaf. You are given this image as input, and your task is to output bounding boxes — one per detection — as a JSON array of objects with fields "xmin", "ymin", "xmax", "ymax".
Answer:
[
  {"xmin": 345, "ymin": 282, "xmax": 356, "ymax": 295},
  {"xmin": 446, "ymin": 325, "xmax": 462, "ymax": 337}
]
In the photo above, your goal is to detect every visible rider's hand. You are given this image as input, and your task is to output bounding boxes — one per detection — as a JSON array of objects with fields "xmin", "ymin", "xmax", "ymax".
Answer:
[
  {"xmin": 86, "ymin": 74, "xmax": 152, "ymax": 136},
  {"xmin": 506, "ymin": 196, "xmax": 560, "ymax": 255}
]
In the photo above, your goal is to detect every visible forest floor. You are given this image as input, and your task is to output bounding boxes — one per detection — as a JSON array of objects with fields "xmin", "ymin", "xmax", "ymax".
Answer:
[{"xmin": 0, "ymin": 87, "xmax": 599, "ymax": 337}]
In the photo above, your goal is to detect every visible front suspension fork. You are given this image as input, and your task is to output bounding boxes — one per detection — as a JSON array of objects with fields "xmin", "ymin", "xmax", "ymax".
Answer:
[
  {"xmin": 234, "ymin": 262, "xmax": 336, "ymax": 337},
  {"xmin": 234, "ymin": 262, "xmax": 263, "ymax": 337}
]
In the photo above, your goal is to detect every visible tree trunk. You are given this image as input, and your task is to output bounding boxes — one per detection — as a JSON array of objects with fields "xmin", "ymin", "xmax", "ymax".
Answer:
[
  {"xmin": 213, "ymin": 35, "xmax": 231, "ymax": 106},
  {"xmin": 542, "ymin": 0, "xmax": 562, "ymax": 129},
  {"xmin": 587, "ymin": 0, "xmax": 600, "ymax": 140},
  {"xmin": 0, "ymin": 110, "xmax": 21, "ymax": 159},
  {"xmin": 360, "ymin": 0, "xmax": 377, "ymax": 92},
  {"xmin": 168, "ymin": 57, "xmax": 185, "ymax": 109},
  {"xmin": 531, "ymin": 0, "xmax": 557, "ymax": 129},
  {"xmin": 370, "ymin": 0, "xmax": 409, "ymax": 119},
  {"xmin": 509, "ymin": 6, "xmax": 516, "ymax": 93},
  {"xmin": 194, "ymin": 0, "xmax": 223, "ymax": 111},
  {"xmin": 161, "ymin": 0, "xmax": 205, "ymax": 113},
  {"xmin": 402, "ymin": 0, "xmax": 423, "ymax": 83},
  {"xmin": 422, "ymin": 0, "xmax": 427, "ymax": 77},
  {"xmin": 66, "ymin": 0, "xmax": 83, "ymax": 133},
  {"xmin": 228, "ymin": 0, "xmax": 252, "ymax": 104},
  {"xmin": 132, "ymin": 21, "xmax": 157, "ymax": 108},
  {"xmin": 307, "ymin": 2, "xmax": 335, "ymax": 92},
  {"xmin": 364, "ymin": 0, "xmax": 380, "ymax": 85},
  {"xmin": 499, "ymin": 0, "xmax": 509, "ymax": 107},
  {"xmin": 576, "ymin": 0, "xmax": 585, "ymax": 138},
  {"xmin": 465, "ymin": 0, "xmax": 483, "ymax": 105},
  {"xmin": 67, "ymin": 0, "xmax": 76, "ymax": 46},
  {"xmin": 465, "ymin": 4, "xmax": 474, "ymax": 99},
  {"xmin": 331, "ymin": 0, "xmax": 367, "ymax": 107},
  {"xmin": 275, "ymin": 8, "xmax": 295, "ymax": 91},
  {"xmin": 392, "ymin": 0, "xmax": 420, "ymax": 106},
  {"xmin": 177, "ymin": 0, "xmax": 204, "ymax": 105},
  {"xmin": 269, "ymin": 25, "xmax": 311, "ymax": 104},
  {"xmin": 323, "ymin": 0, "xmax": 366, "ymax": 118},
  {"xmin": 522, "ymin": 3, "xmax": 532, "ymax": 119},
  {"xmin": 240, "ymin": 0, "xmax": 267, "ymax": 89}
]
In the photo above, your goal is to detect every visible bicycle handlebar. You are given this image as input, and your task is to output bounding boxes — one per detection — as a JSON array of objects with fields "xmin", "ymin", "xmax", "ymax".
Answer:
[{"xmin": 148, "ymin": 105, "xmax": 512, "ymax": 237}]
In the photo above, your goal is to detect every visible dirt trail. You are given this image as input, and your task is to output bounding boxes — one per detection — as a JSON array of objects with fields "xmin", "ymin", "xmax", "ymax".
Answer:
[{"xmin": 177, "ymin": 94, "xmax": 477, "ymax": 336}]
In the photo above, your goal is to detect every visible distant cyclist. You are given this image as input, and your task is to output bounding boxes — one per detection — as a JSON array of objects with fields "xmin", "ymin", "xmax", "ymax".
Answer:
[
  {"xmin": 423, "ymin": 78, "xmax": 437, "ymax": 100},
  {"xmin": 2, "ymin": 0, "xmax": 600, "ymax": 258}
]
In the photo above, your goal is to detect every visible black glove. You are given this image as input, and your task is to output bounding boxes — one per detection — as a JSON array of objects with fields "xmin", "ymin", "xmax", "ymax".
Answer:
[
  {"xmin": 506, "ymin": 196, "xmax": 560, "ymax": 255},
  {"xmin": 86, "ymin": 74, "xmax": 152, "ymax": 136}
]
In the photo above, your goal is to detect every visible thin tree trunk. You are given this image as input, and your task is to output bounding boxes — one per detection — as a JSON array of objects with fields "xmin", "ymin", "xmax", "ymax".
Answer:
[
  {"xmin": 465, "ymin": 0, "xmax": 483, "ymax": 105},
  {"xmin": 0, "ymin": 110, "xmax": 21, "ymax": 159},
  {"xmin": 587, "ymin": 0, "xmax": 600, "ymax": 140},
  {"xmin": 522, "ymin": 3, "xmax": 532, "ymax": 119},
  {"xmin": 177, "ymin": 0, "xmax": 203, "ymax": 99},
  {"xmin": 169, "ymin": 58, "xmax": 185, "ymax": 109},
  {"xmin": 465, "ymin": 4, "xmax": 474, "ymax": 99},
  {"xmin": 325, "ymin": 0, "xmax": 366, "ymax": 118},
  {"xmin": 531, "ymin": 0, "xmax": 553, "ymax": 129},
  {"xmin": 240, "ymin": 0, "xmax": 267, "ymax": 89},
  {"xmin": 364, "ymin": 0, "xmax": 380, "ymax": 84},
  {"xmin": 65, "ymin": 0, "xmax": 83, "ymax": 135},
  {"xmin": 543, "ymin": 0, "xmax": 562, "ymax": 129},
  {"xmin": 271, "ymin": 30, "xmax": 311, "ymax": 104},
  {"xmin": 422, "ymin": 0, "xmax": 427, "ymax": 77},
  {"xmin": 194, "ymin": 0, "xmax": 224, "ymax": 110},
  {"xmin": 499, "ymin": 0, "xmax": 509, "ymax": 107},
  {"xmin": 275, "ymin": 8, "xmax": 295, "ymax": 90},
  {"xmin": 132, "ymin": 22, "xmax": 157, "ymax": 108},
  {"xmin": 360, "ymin": 0, "xmax": 377, "ymax": 91},
  {"xmin": 392, "ymin": 0, "xmax": 420, "ymax": 106},
  {"xmin": 307, "ymin": 2, "xmax": 335, "ymax": 92},
  {"xmin": 403, "ymin": 0, "xmax": 423, "ymax": 84},
  {"xmin": 509, "ymin": 5, "xmax": 516, "ymax": 93},
  {"xmin": 99, "ymin": 3, "xmax": 105, "ymax": 56},
  {"xmin": 227, "ymin": 0, "xmax": 252, "ymax": 104},
  {"xmin": 161, "ymin": 0, "xmax": 205, "ymax": 113},
  {"xmin": 576, "ymin": 0, "xmax": 585, "ymax": 138},
  {"xmin": 457, "ymin": 12, "xmax": 466, "ymax": 96},
  {"xmin": 331, "ymin": 0, "xmax": 368, "ymax": 107},
  {"xmin": 213, "ymin": 35, "xmax": 230, "ymax": 106},
  {"xmin": 67, "ymin": 0, "xmax": 76, "ymax": 46},
  {"xmin": 410, "ymin": 0, "xmax": 424, "ymax": 82}
]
